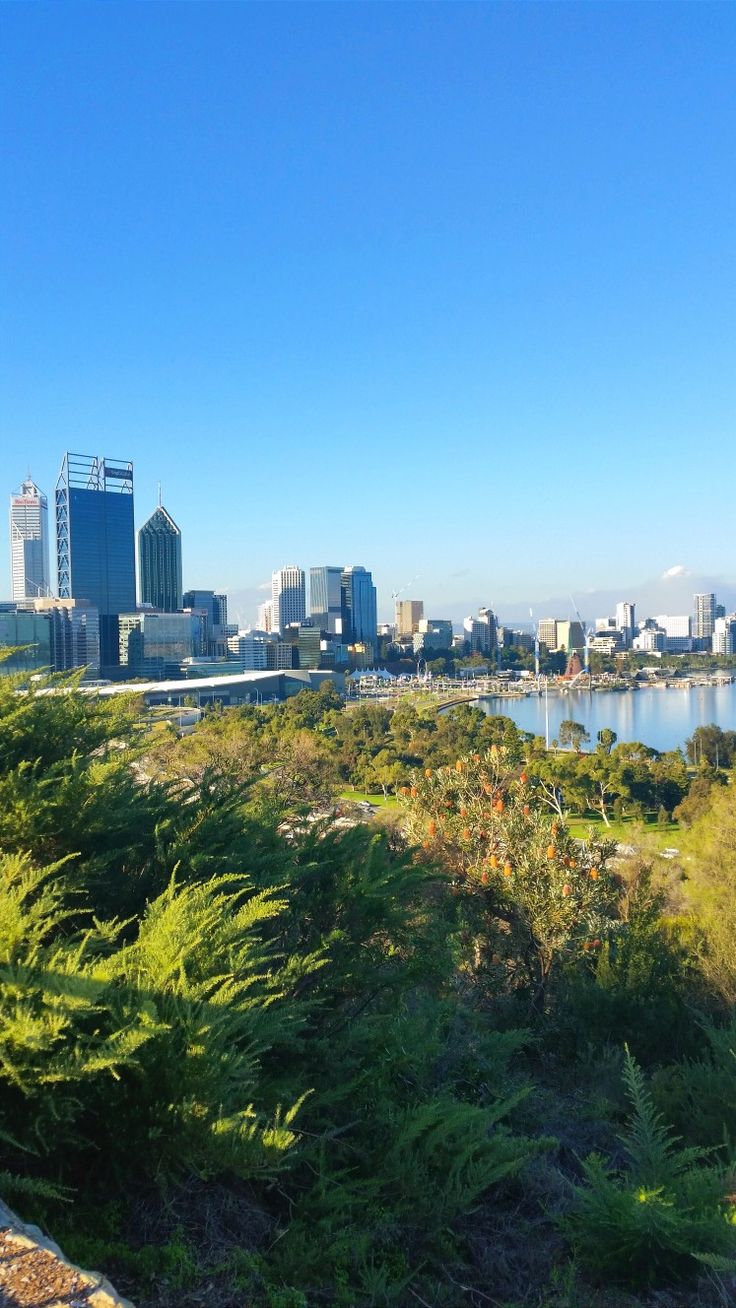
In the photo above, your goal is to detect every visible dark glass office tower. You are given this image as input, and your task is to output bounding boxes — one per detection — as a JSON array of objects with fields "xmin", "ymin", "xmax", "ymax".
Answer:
[
  {"xmin": 138, "ymin": 504, "xmax": 182, "ymax": 611},
  {"xmin": 341, "ymin": 566, "xmax": 377, "ymax": 646},
  {"xmin": 310, "ymin": 566, "xmax": 343, "ymax": 635},
  {"xmin": 56, "ymin": 453, "xmax": 135, "ymax": 668}
]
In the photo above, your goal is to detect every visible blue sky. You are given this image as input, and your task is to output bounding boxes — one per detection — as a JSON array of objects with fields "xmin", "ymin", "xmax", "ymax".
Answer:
[{"xmin": 2, "ymin": 2, "xmax": 735, "ymax": 624}]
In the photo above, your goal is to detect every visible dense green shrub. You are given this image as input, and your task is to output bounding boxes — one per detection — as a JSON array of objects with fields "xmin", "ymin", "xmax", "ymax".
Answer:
[{"xmin": 566, "ymin": 1049, "xmax": 736, "ymax": 1286}]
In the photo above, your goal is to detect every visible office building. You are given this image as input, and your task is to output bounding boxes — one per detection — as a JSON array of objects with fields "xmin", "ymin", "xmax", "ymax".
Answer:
[
  {"xmin": 227, "ymin": 631, "xmax": 269, "ymax": 671},
  {"xmin": 340, "ymin": 566, "xmax": 377, "ymax": 646},
  {"xmin": 589, "ymin": 632, "xmax": 624, "ymax": 655},
  {"xmin": 654, "ymin": 614, "xmax": 692, "ymax": 653},
  {"xmin": 615, "ymin": 601, "xmax": 636, "ymax": 648},
  {"xmin": 183, "ymin": 589, "xmax": 230, "ymax": 656},
  {"xmin": 138, "ymin": 503, "xmax": 182, "ymax": 611},
  {"xmin": 257, "ymin": 600, "xmax": 274, "ymax": 633},
  {"xmin": 56, "ymin": 453, "xmax": 136, "ymax": 668},
  {"xmin": 284, "ymin": 622, "xmax": 323, "ymax": 671},
  {"xmin": 556, "ymin": 620, "xmax": 585, "ymax": 653},
  {"xmin": 33, "ymin": 598, "xmax": 100, "ymax": 673},
  {"xmin": 272, "ymin": 566, "xmax": 306, "ymax": 635},
  {"xmin": 10, "ymin": 477, "xmax": 50, "ymax": 601},
  {"xmin": 395, "ymin": 599, "xmax": 424, "ymax": 637},
  {"xmin": 633, "ymin": 629, "xmax": 666, "ymax": 653},
  {"xmin": 463, "ymin": 607, "xmax": 497, "ymax": 655},
  {"xmin": 0, "ymin": 598, "xmax": 100, "ymax": 676},
  {"xmin": 310, "ymin": 566, "xmax": 344, "ymax": 635},
  {"xmin": 537, "ymin": 618, "xmax": 557, "ymax": 649},
  {"xmin": 0, "ymin": 603, "xmax": 53, "ymax": 675},
  {"xmin": 712, "ymin": 616, "xmax": 736, "ymax": 656},
  {"xmin": 694, "ymin": 593, "xmax": 716, "ymax": 642},
  {"xmin": 414, "ymin": 618, "xmax": 453, "ymax": 653},
  {"xmin": 119, "ymin": 610, "xmax": 206, "ymax": 677}
]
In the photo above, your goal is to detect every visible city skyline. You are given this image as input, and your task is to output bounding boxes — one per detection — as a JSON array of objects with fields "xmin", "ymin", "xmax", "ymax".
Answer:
[
  {"xmin": 2, "ymin": 4, "xmax": 735, "ymax": 611},
  {"xmin": 5, "ymin": 458, "xmax": 736, "ymax": 629}
]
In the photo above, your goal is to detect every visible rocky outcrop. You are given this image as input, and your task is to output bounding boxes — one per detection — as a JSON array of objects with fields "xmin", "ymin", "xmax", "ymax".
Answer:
[{"xmin": 0, "ymin": 1200, "xmax": 134, "ymax": 1308}]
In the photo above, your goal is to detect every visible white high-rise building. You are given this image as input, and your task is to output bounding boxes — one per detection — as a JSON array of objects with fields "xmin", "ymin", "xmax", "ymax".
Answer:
[
  {"xmin": 615, "ymin": 601, "xmax": 636, "ymax": 648},
  {"xmin": 712, "ymin": 616, "xmax": 736, "ymax": 656},
  {"xmin": 694, "ymin": 593, "xmax": 716, "ymax": 641},
  {"xmin": 271, "ymin": 566, "xmax": 306, "ymax": 635},
  {"xmin": 257, "ymin": 599, "xmax": 274, "ymax": 633},
  {"xmin": 10, "ymin": 477, "xmax": 50, "ymax": 601}
]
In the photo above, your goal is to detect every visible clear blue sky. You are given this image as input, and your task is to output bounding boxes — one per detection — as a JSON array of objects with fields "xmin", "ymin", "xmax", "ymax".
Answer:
[{"xmin": 2, "ymin": 2, "xmax": 735, "ymax": 624}]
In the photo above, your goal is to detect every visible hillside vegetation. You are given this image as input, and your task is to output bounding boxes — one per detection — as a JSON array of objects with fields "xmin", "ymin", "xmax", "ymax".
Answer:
[{"xmin": 1, "ymin": 671, "xmax": 735, "ymax": 1307}]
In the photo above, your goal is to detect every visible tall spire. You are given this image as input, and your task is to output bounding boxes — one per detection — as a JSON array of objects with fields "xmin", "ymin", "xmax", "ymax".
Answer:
[{"xmin": 157, "ymin": 480, "xmax": 162, "ymax": 507}]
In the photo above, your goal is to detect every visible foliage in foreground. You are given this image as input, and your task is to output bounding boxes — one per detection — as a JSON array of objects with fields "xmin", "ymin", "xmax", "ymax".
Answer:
[
  {"xmin": 567, "ymin": 1049, "xmax": 736, "ymax": 1285},
  {"xmin": 1, "ymin": 671, "xmax": 736, "ymax": 1305}
]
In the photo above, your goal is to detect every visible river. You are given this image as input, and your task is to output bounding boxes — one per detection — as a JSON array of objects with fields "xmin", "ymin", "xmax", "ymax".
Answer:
[{"xmin": 474, "ymin": 681, "xmax": 736, "ymax": 753}]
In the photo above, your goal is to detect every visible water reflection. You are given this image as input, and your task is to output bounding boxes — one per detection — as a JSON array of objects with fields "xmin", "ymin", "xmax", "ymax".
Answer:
[{"xmin": 476, "ymin": 682, "xmax": 736, "ymax": 753}]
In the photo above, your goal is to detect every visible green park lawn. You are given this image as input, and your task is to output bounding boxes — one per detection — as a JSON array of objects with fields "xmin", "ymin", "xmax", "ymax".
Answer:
[
  {"xmin": 338, "ymin": 789, "xmax": 398, "ymax": 808},
  {"xmin": 566, "ymin": 811, "xmax": 680, "ymax": 851}
]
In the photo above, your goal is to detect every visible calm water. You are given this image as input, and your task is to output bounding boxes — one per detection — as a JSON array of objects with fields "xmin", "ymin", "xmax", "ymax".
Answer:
[{"xmin": 475, "ymin": 682, "xmax": 736, "ymax": 753}]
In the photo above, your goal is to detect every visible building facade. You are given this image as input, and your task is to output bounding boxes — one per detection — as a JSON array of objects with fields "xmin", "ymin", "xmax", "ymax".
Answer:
[
  {"xmin": 0, "ymin": 598, "xmax": 100, "ymax": 676},
  {"xmin": 10, "ymin": 477, "xmax": 50, "ymax": 601},
  {"xmin": 34, "ymin": 598, "xmax": 100, "ymax": 673},
  {"xmin": 119, "ymin": 610, "xmax": 205, "ymax": 677},
  {"xmin": 694, "ymin": 593, "xmax": 716, "ymax": 642},
  {"xmin": 395, "ymin": 599, "xmax": 424, "ymax": 637},
  {"xmin": 537, "ymin": 618, "xmax": 557, "ymax": 649},
  {"xmin": 272, "ymin": 566, "xmax": 306, "ymax": 635},
  {"xmin": 615, "ymin": 601, "xmax": 636, "ymax": 648},
  {"xmin": 712, "ymin": 616, "xmax": 736, "ymax": 656},
  {"xmin": 0, "ymin": 603, "xmax": 52, "ymax": 674},
  {"xmin": 55, "ymin": 453, "xmax": 136, "ymax": 668},
  {"xmin": 310, "ymin": 566, "xmax": 344, "ymax": 635},
  {"xmin": 414, "ymin": 618, "xmax": 453, "ymax": 653},
  {"xmin": 340, "ymin": 566, "xmax": 377, "ymax": 646},
  {"xmin": 182, "ymin": 589, "xmax": 230, "ymax": 656},
  {"xmin": 138, "ymin": 504, "xmax": 182, "ymax": 611}
]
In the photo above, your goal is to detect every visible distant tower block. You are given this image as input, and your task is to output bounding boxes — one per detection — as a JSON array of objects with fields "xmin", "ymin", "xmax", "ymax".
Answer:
[{"xmin": 10, "ymin": 476, "xmax": 50, "ymax": 600}]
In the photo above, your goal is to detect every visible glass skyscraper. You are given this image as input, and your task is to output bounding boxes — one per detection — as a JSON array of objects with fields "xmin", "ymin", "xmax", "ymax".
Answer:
[
  {"xmin": 56, "ymin": 453, "xmax": 136, "ymax": 667},
  {"xmin": 138, "ymin": 503, "xmax": 183, "ymax": 611},
  {"xmin": 10, "ymin": 477, "xmax": 50, "ymax": 600},
  {"xmin": 341, "ymin": 566, "xmax": 377, "ymax": 646},
  {"xmin": 310, "ymin": 566, "xmax": 343, "ymax": 634}
]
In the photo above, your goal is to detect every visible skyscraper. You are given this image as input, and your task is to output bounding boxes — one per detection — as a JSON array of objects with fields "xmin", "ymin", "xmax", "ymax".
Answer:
[
  {"xmin": 694, "ymin": 593, "xmax": 716, "ymax": 642},
  {"xmin": 10, "ymin": 477, "xmax": 50, "ymax": 600},
  {"xmin": 615, "ymin": 601, "xmax": 636, "ymax": 649},
  {"xmin": 310, "ymin": 566, "xmax": 343, "ymax": 634},
  {"xmin": 272, "ymin": 566, "xmax": 306, "ymax": 635},
  {"xmin": 138, "ymin": 502, "xmax": 182, "ymax": 611},
  {"xmin": 55, "ymin": 453, "xmax": 136, "ymax": 667},
  {"xmin": 341, "ymin": 566, "xmax": 377, "ymax": 646}
]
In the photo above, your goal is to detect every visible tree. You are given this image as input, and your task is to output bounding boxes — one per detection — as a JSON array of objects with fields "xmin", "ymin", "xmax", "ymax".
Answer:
[
  {"xmin": 399, "ymin": 749, "xmax": 617, "ymax": 1013},
  {"xmin": 596, "ymin": 727, "xmax": 618, "ymax": 754},
  {"xmin": 558, "ymin": 719, "xmax": 590, "ymax": 752},
  {"xmin": 686, "ymin": 724, "xmax": 736, "ymax": 769}
]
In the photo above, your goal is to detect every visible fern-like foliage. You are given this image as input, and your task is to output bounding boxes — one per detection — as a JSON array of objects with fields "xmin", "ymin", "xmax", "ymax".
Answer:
[{"xmin": 566, "ymin": 1047, "xmax": 736, "ymax": 1286}]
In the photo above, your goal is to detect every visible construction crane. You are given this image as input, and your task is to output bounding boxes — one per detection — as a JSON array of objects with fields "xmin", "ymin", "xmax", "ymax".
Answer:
[
  {"xmin": 530, "ymin": 607, "xmax": 540, "ymax": 678},
  {"xmin": 569, "ymin": 594, "xmax": 591, "ymax": 673}
]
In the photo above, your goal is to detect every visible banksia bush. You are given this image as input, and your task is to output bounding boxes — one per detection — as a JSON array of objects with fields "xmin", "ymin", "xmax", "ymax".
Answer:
[{"xmin": 398, "ymin": 749, "xmax": 618, "ymax": 1011}]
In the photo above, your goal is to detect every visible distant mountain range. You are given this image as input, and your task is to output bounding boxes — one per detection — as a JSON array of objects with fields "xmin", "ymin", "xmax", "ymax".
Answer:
[
  {"xmin": 225, "ymin": 571, "xmax": 736, "ymax": 634},
  {"xmin": 494, "ymin": 572, "xmax": 736, "ymax": 630}
]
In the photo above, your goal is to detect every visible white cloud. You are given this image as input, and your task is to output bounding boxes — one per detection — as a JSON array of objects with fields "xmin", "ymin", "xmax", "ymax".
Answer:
[{"xmin": 662, "ymin": 564, "xmax": 687, "ymax": 580}]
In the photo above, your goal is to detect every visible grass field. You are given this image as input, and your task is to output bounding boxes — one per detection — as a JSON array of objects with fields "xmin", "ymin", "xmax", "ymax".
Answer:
[
  {"xmin": 566, "ymin": 812, "xmax": 680, "ymax": 851},
  {"xmin": 338, "ymin": 789, "xmax": 398, "ymax": 808}
]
